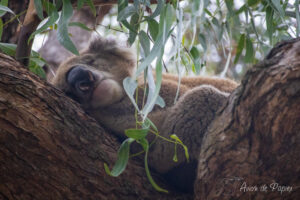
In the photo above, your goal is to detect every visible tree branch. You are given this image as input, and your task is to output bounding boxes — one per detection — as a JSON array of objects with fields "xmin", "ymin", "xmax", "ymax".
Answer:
[
  {"xmin": 194, "ymin": 38, "xmax": 300, "ymax": 199},
  {"xmin": 0, "ymin": 53, "xmax": 191, "ymax": 199}
]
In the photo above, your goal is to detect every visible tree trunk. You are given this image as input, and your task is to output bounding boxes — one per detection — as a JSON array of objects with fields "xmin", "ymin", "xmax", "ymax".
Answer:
[
  {"xmin": 1, "ymin": 38, "xmax": 300, "ymax": 200},
  {"xmin": 194, "ymin": 38, "xmax": 300, "ymax": 199},
  {"xmin": 0, "ymin": 53, "xmax": 190, "ymax": 200}
]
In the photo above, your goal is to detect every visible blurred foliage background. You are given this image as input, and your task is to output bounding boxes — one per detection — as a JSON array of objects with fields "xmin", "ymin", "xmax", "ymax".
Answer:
[{"xmin": 28, "ymin": 0, "xmax": 299, "ymax": 81}]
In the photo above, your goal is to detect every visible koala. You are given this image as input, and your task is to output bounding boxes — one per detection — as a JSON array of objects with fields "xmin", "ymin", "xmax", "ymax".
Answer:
[{"xmin": 52, "ymin": 38, "xmax": 238, "ymax": 193}]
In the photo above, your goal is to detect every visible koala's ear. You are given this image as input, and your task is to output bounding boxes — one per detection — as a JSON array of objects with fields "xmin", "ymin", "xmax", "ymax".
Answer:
[
  {"xmin": 88, "ymin": 38, "xmax": 137, "ymax": 76},
  {"xmin": 88, "ymin": 38, "xmax": 118, "ymax": 52}
]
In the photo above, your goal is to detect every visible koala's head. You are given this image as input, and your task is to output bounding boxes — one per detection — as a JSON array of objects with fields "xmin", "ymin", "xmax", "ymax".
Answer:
[{"xmin": 51, "ymin": 38, "xmax": 136, "ymax": 109}]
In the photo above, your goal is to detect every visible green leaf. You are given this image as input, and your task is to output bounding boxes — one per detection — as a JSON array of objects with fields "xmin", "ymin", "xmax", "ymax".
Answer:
[
  {"xmin": 34, "ymin": 0, "xmax": 44, "ymax": 19},
  {"xmin": 225, "ymin": 0, "xmax": 233, "ymax": 13},
  {"xmin": 123, "ymin": 77, "xmax": 139, "ymax": 111},
  {"xmin": 69, "ymin": 22, "xmax": 93, "ymax": 31},
  {"xmin": 128, "ymin": 13, "xmax": 139, "ymax": 45},
  {"xmin": 143, "ymin": 139, "xmax": 168, "ymax": 193},
  {"xmin": 234, "ymin": 34, "xmax": 245, "ymax": 64},
  {"xmin": 244, "ymin": 36, "xmax": 254, "ymax": 63},
  {"xmin": 155, "ymin": 95, "xmax": 165, "ymax": 108},
  {"xmin": 29, "ymin": 9, "xmax": 59, "ymax": 43},
  {"xmin": 0, "ymin": 0, "xmax": 8, "ymax": 17},
  {"xmin": 41, "ymin": 0, "xmax": 57, "ymax": 15},
  {"xmin": 198, "ymin": 33, "xmax": 207, "ymax": 51},
  {"xmin": 117, "ymin": 5, "xmax": 136, "ymax": 21},
  {"xmin": 247, "ymin": 0, "xmax": 260, "ymax": 7},
  {"xmin": 29, "ymin": 58, "xmax": 46, "ymax": 79},
  {"xmin": 144, "ymin": 118, "xmax": 158, "ymax": 132},
  {"xmin": 125, "ymin": 128, "xmax": 149, "ymax": 140},
  {"xmin": 147, "ymin": 18, "xmax": 159, "ymax": 41},
  {"xmin": 135, "ymin": 35, "xmax": 163, "ymax": 76},
  {"xmin": 104, "ymin": 138, "xmax": 135, "ymax": 177},
  {"xmin": 57, "ymin": 0, "xmax": 79, "ymax": 55},
  {"xmin": 150, "ymin": 0, "xmax": 164, "ymax": 18},
  {"xmin": 190, "ymin": 46, "xmax": 201, "ymax": 74},
  {"xmin": 118, "ymin": 0, "xmax": 128, "ymax": 12},
  {"xmin": 295, "ymin": 0, "xmax": 300, "ymax": 36},
  {"xmin": 271, "ymin": 0, "xmax": 285, "ymax": 18},
  {"xmin": 235, "ymin": 4, "xmax": 246, "ymax": 15},
  {"xmin": 139, "ymin": 30, "xmax": 150, "ymax": 56},
  {"xmin": 77, "ymin": 0, "xmax": 85, "ymax": 10},
  {"xmin": 0, "ymin": 42, "xmax": 16, "ymax": 56},
  {"xmin": 266, "ymin": 6, "xmax": 274, "ymax": 44},
  {"xmin": 54, "ymin": 0, "xmax": 63, "ymax": 10},
  {"xmin": 170, "ymin": 134, "xmax": 189, "ymax": 162},
  {"xmin": 0, "ymin": 18, "xmax": 3, "ymax": 41},
  {"xmin": 0, "ymin": 4, "xmax": 15, "ymax": 17},
  {"xmin": 86, "ymin": 0, "xmax": 96, "ymax": 16}
]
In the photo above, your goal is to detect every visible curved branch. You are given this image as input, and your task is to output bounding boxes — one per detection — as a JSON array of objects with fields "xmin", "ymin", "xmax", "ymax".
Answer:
[
  {"xmin": 0, "ymin": 53, "xmax": 191, "ymax": 199},
  {"xmin": 194, "ymin": 38, "xmax": 300, "ymax": 199}
]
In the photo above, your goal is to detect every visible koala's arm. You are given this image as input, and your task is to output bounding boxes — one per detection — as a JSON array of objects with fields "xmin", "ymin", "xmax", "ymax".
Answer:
[
  {"xmin": 162, "ymin": 73, "xmax": 238, "ymax": 93},
  {"xmin": 89, "ymin": 80, "xmax": 188, "ymax": 137},
  {"xmin": 148, "ymin": 85, "xmax": 229, "ymax": 173}
]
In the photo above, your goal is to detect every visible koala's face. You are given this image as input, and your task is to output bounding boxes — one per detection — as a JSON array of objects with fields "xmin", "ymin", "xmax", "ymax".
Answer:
[{"xmin": 51, "ymin": 39, "xmax": 136, "ymax": 109}]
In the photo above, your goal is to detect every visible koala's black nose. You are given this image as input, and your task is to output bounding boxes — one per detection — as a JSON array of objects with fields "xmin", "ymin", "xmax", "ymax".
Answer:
[{"xmin": 67, "ymin": 66, "xmax": 95, "ymax": 93}]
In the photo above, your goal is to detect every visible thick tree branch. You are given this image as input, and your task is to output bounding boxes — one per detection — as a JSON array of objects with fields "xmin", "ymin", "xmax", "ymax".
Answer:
[
  {"xmin": 194, "ymin": 38, "xmax": 300, "ymax": 199},
  {"xmin": 0, "ymin": 53, "xmax": 191, "ymax": 200}
]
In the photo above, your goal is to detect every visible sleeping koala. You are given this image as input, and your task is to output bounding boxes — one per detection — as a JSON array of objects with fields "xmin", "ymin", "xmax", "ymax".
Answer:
[{"xmin": 52, "ymin": 38, "xmax": 238, "ymax": 193}]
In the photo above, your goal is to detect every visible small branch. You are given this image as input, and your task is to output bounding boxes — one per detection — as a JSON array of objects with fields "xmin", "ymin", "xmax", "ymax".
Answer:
[{"xmin": 15, "ymin": 0, "xmax": 41, "ymax": 66}]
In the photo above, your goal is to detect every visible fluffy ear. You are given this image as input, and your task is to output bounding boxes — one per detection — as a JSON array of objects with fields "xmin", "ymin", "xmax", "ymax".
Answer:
[
  {"xmin": 87, "ymin": 38, "xmax": 137, "ymax": 76},
  {"xmin": 88, "ymin": 38, "xmax": 136, "ymax": 64}
]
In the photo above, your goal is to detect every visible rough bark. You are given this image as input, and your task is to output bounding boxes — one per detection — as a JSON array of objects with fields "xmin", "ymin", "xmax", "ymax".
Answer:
[
  {"xmin": 194, "ymin": 38, "xmax": 300, "ymax": 199},
  {"xmin": 0, "ymin": 38, "xmax": 300, "ymax": 200},
  {"xmin": 0, "ymin": 53, "xmax": 190, "ymax": 200}
]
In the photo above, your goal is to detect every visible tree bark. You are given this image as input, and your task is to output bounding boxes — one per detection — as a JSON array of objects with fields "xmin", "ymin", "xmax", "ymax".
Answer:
[
  {"xmin": 194, "ymin": 38, "xmax": 300, "ymax": 199},
  {"xmin": 0, "ymin": 54, "xmax": 190, "ymax": 200},
  {"xmin": 0, "ymin": 38, "xmax": 300, "ymax": 200}
]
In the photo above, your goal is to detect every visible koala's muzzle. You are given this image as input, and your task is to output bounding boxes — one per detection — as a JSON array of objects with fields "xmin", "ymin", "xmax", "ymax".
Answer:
[{"xmin": 67, "ymin": 66, "xmax": 95, "ymax": 99}]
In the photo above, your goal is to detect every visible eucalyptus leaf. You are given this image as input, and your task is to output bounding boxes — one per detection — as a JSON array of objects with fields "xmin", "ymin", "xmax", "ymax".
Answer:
[
  {"xmin": 245, "ymin": 36, "xmax": 254, "ymax": 63},
  {"xmin": 86, "ymin": 0, "xmax": 96, "ymax": 16},
  {"xmin": 0, "ymin": 4, "xmax": 14, "ymax": 17},
  {"xmin": 0, "ymin": 0, "xmax": 8, "ymax": 17},
  {"xmin": 57, "ymin": 0, "xmax": 79, "ymax": 55},
  {"xmin": 271, "ymin": 0, "xmax": 285, "ymax": 17},
  {"xmin": 0, "ymin": 18, "xmax": 3, "ymax": 40},
  {"xmin": 77, "ymin": 0, "xmax": 85, "ymax": 10},
  {"xmin": 117, "ymin": 5, "xmax": 136, "ymax": 21},
  {"xmin": 123, "ymin": 77, "xmax": 139, "ymax": 111},
  {"xmin": 34, "ymin": 0, "xmax": 44, "ymax": 20},
  {"xmin": 143, "ymin": 138, "xmax": 168, "ymax": 193},
  {"xmin": 295, "ymin": 0, "xmax": 300, "ymax": 36},
  {"xmin": 139, "ymin": 30, "xmax": 150, "ymax": 56},
  {"xmin": 170, "ymin": 134, "xmax": 189, "ymax": 162},
  {"xmin": 234, "ymin": 34, "xmax": 245, "ymax": 64},
  {"xmin": 125, "ymin": 128, "xmax": 149, "ymax": 140},
  {"xmin": 29, "ymin": 10, "xmax": 59, "ymax": 43},
  {"xmin": 147, "ymin": 18, "xmax": 159, "ymax": 41},
  {"xmin": 190, "ymin": 46, "xmax": 201, "ymax": 74},
  {"xmin": 104, "ymin": 138, "xmax": 135, "ymax": 177},
  {"xmin": 69, "ymin": 22, "xmax": 93, "ymax": 31},
  {"xmin": 266, "ymin": 6, "xmax": 274, "ymax": 44},
  {"xmin": 0, "ymin": 42, "xmax": 16, "ymax": 56},
  {"xmin": 150, "ymin": 0, "xmax": 164, "ymax": 18}
]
